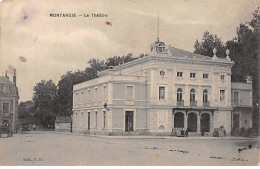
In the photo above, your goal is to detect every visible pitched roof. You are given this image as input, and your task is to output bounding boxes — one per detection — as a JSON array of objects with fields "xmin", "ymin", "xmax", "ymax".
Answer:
[
  {"xmin": 168, "ymin": 47, "xmax": 212, "ymax": 60},
  {"xmin": 0, "ymin": 76, "xmax": 13, "ymax": 84}
]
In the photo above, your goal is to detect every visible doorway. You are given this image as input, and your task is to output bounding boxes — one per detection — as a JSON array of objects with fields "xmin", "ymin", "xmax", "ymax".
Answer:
[
  {"xmin": 88, "ymin": 112, "xmax": 90, "ymax": 130},
  {"xmin": 174, "ymin": 112, "xmax": 184, "ymax": 128},
  {"xmin": 201, "ymin": 113, "xmax": 210, "ymax": 132},
  {"xmin": 125, "ymin": 111, "xmax": 134, "ymax": 132},
  {"xmin": 233, "ymin": 114, "xmax": 240, "ymax": 130},
  {"xmin": 188, "ymin": 112, "xmax": 197, "ymax": 132}
]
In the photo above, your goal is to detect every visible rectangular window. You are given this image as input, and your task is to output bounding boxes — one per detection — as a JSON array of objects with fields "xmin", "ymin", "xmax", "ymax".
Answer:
[
  {"xmin": 94, "ymin": 88, "xmax": 98, "ymax": 101},
  {"xmin": 103, "ymin": 111, "xmax": 106, "ymax": 128},
  {"xmin": 3, "ymin": 103, "xmax": 9, "ymax": 114},
  {"xmin": 88, "ymin": 89, "xmax": 90, "ymax": 103},
  {"xmin": 103, "ymin": 86, "xmax": 106, "ymax": 101},
  {"xmin": 190, "ymin": 73, "xmax": 196, "ymax": 78},
  {"xmin": 177, "ymin": 72, "xmax": 183, "ymax": 77},
  {"xmin": 75, "ymin": 93, "xmax": 78, "ymax": 104},
  {"xmin": 220, "ymin": 90, "xmax": 225, "ymax": 102},
  {"xmin": 81, "ymin": 91, "xmax": 84, "ymax": 104},
  {"xmin": 159, "ymin": 86, "xmax": 165, "ymax": 100},
  {"xmin": 203, "ymin": 73, "xmax": 209, "ymax": 79},
  {"xmin": 234, "ymin": 92, "xmax": 239, "ymax": 104},
  {"xmin": 95, "ymin": 111, "xmax": 98, "ymax": 128},
  {"xmin": 126, "ymin": 86, "xmax": 134, "ymax": 101},
  {"xmin": 220, "ymin": 75, "xmax": 225, "ymax": 80},
  {"xmin": 87, "ymin": 112, "xmax": 90, "ymax": 130}
]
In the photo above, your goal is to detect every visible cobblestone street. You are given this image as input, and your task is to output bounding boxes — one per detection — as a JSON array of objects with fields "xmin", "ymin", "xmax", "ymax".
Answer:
[{"xmin": 0, "ymin": 131, "xmax": 259, "ymax": 166}]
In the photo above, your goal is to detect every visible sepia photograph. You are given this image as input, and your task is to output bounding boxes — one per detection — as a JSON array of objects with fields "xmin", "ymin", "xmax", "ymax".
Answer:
[{"xmin": 0, "ymin": 0, "xmax": 259, "ymax": 166}]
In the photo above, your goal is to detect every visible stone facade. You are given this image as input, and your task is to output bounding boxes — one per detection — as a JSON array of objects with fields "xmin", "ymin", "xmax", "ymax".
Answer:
[
  {"xmin": 72, "ymin": 39, "xmax": 251, "ymax": 136},
  {"xmin": 0, "ymin": 71, "xmax": 19, "ymax": 132}
]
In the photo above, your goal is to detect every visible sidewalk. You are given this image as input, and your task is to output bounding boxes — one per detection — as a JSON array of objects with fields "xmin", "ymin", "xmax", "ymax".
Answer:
[{"xmin": 43, "ymin": 131, "xmax": 259, "ymax": 140}]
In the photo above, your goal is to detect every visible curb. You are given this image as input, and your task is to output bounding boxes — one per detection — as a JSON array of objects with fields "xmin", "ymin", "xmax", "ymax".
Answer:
[{"xmin": 44, "ymin": 131, "xmax": 258, "ymax": 140}]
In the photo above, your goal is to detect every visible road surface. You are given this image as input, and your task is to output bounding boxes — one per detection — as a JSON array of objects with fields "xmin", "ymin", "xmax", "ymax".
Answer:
[{"xmin": 0, "ymin": 131, "xmax": 259, "ymax": 165}]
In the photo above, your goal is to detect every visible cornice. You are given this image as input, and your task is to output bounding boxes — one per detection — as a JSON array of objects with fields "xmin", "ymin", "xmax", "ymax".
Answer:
[{"xmin": 150, "ymin": 55, "xmax": 234, "ymax": 68}]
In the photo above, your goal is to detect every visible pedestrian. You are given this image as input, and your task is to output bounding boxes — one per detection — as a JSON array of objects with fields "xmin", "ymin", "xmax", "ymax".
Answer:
[
  {"xmin": 185, "ymin": 129, "xmax": 188, "ymax": 137},
  {"xmin": 171, "ymin": 128, "xmax": 174, "ymax": 137},
  {"xmin": 32, "ymin": 124, "xmax": 36, "ymax": 131}
]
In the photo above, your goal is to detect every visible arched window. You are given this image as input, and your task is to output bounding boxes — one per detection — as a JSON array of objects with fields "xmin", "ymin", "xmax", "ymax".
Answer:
[
  {"xmin": 190, "ymin": 89, "xmax": 195, "ymax": 101},
  {"xmin": 177, "ymin": 88, "xmax": 182, "ymax": 101},
  {"xmin": 203, "ymin": 89, "xmax": 208, "ymax": 102},
  {"xmin": 158, "ymin": 44, "xmax": 163, "ymax": 52}
]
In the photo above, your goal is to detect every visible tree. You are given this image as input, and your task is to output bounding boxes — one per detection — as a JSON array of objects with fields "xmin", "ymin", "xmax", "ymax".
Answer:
[
  {"xmin": 32, "ymin": 80, "xmax": 57, "ymax": 127},
  {"xmin": 56, "ymin": 53, "xmax": 139, "ymax": 117},
  {"xmin": 56, "ymin": 69, "xmax": 97, "ymax": 116},
  {"xmin": 194, "ymin": 31, "xmax": 226, "ymax": 58},
  {"xmin": 194, "ymin": 8, "xmax": 260, "ymax": 134},
  {"xmin": 18, "ymin": 101, "xmax": 37, "ymax": 124}
]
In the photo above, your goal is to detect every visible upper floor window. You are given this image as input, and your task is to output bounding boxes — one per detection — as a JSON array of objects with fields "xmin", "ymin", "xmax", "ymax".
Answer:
[
  {"xmin": 220, "ymin": 90, "xmax": 225, "ymax": 102},
  {"xmin": 177, "ymin": 72, "xmax": 183, "ymax": 77},
  {"xmin": 81, "ymin": 91, "xmax": 84, "ymax": 104},
  {"xmin": 87, "ymin": 89, "xmax": 90, "ymax": 103},
  {"xmin": 158, "ymin": 44, "xmax": 163, "ymax": 52},
  {"xmin": 94, "ymin": 88, "xmax": 98, "ymax": 101},
  {"xmin": 220, "ymin": 75, "xmax": 225, "ymax": 80},
  {"xmin": 203, "ymin": 89, "xmax": 208, "ymax": 102},
  {"xmin": 190, "ymin": 73, "xmax": 196, "ymax": 78},
  {"xmin": 103, "ymin": 86, "xmax": 106, "ymax": 101},
  {"xmin": 234, "ymin": 92, "xmax": 239, "ymax": 104},
  {"xmin": 159, "ymin": 86, "xmax": 165, "ymax": 100},
  {"xmin": 203, "ymin": 74, "xmax": 209, "ymax": 79},
  {"xmin": 190, "ymin": 89, "xmax": 196, "ymax": 101},
  {"xmin": 177, "ymin": 88, "xmax": 182, "ymax": 101},
  {"xmin": 75, "ymin": 93, "xmax": 78, "ymax": 104},
  {"xmin": 126, "ymin": 86, "xmax": 134, "ymax": 101},
  {"xmin": 3, "ymin": 103, "xmax": 9, "ymax": 114}
]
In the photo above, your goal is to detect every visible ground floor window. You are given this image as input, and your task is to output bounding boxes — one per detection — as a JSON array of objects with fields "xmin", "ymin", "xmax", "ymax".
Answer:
[{"xmin": 3, "ymin": 103, "xmax": 9, "ymax": 114}]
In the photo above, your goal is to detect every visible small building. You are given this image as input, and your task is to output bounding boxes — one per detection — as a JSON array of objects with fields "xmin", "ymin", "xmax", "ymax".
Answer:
[
  {"xmin": 0, "ymin": 70, "xmax": 19, "ymax": 132},
  {"xmin": 55, "ymin": 116, "xmax": 72, "ymax": 132},
  {"xmin": 231, "ymin": 77, "xmax": 253, "ymax": 134}
]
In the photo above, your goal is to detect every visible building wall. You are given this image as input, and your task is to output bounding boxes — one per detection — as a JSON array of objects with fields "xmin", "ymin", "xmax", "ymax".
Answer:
[
  {"xmin": 213, "ymin": 110, "xmax": 232, "ymax": 135},
  {"xmin": 72, "ymin": 49, "xmax": 236, "ymax": 135},
  {"xmin": 231, "ymin": 82, "xmax": 253, "ymax": 131},
  {"xmin": 232, "ymin": 110, "xmax": 252, "ymax": 129},
  {"xmin": 0, "ymin": 79, "xmax": 19, "ymax": 132},
  {"xmin": 55, "ymin": 122, "xmax": 71, "ymax": 132}
]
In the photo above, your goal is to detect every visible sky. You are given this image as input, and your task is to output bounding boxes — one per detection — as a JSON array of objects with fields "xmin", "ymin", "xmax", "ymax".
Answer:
[{"xmin": 0, "ymin": 0, "xmax": 259, "ymax": 102}]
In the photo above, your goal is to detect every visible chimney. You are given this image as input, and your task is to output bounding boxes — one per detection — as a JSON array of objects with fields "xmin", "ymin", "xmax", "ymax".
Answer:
[
  {"xmin": 13, "ymin": 69, "xmax": 16, "ymax": 85},
  {"xmin": 246, "ymin": 76, "xmax": 252, "ymax": 84},
  {"xmin": 5, "ymin": 71, "xmax": 9, "ymax": 79}
]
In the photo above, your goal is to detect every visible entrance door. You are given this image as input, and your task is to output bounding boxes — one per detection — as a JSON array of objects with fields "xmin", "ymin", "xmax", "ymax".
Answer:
[
  {"xmin": 233, "ymin": 114, "xmax": 240, "ymax": 130},
  {"xmin": 88, "ymin": 112, "xmax": 90, "ymax": 130},
  {"xmin": 188, "ymin": 113, "xmax": 197, "ymax": 132},
  {"xmin": 201, "ymin": 113, "xmax": 210, "ymax": 132},
  {"xmin": 125, "ymin": 111, "xmax": 134, "ymax": 132}
]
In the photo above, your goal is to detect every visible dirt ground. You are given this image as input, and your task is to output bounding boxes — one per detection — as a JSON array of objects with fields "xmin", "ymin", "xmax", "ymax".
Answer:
[{"xmin": 0, "ymin": 131, "xmax": 259, "ymax": 166}]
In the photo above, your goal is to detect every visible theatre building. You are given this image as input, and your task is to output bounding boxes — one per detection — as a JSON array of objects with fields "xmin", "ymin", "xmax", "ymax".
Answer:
[{"xmin": 72, "ymin": 38, "xmax": 251, "ymax": 136}]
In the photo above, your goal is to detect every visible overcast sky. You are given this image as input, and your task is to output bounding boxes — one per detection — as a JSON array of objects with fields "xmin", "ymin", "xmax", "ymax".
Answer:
[{"xmin": 0, "ymin": 0, "xmax": 259, "ymax": 102}]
